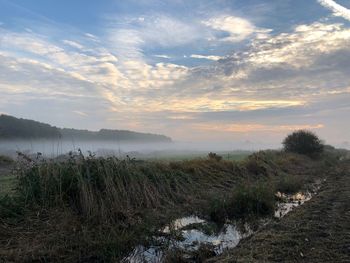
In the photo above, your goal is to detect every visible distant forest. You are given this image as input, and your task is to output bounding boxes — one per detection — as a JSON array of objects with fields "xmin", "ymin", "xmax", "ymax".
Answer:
[{"xmin": 0, "ymin": 115, "xmax": 172, "ymax": 142}]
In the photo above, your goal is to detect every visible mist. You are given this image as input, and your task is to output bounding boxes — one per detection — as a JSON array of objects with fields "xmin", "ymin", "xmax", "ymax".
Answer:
[{"xmin": 0, "ymin": 139, "xmax": 280, "ymax": 159}]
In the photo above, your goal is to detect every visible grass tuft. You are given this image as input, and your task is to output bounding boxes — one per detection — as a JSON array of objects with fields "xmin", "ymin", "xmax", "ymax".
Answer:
[{"xmin": 208, "ymin": 182, "xmax": 276, "ymax": 222}]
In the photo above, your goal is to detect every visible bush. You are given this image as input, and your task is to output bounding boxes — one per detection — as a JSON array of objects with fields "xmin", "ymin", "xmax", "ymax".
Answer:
[
  {"xmin": 207, "ymin": 182, "xmax": 276, "ymax": 222},
  {"xmin": 283, "ymin": 130, "xmax": 324, "ymax": 157},
  {"xmin": 208, "ymin": 152, "xmax": 222, "ymax": 162},
  {"xmin": 227, "ymin": 183, "xmax": 275, "ymax": 218},
  {"xmin": 276, "ymin": 175, "xmax": 303, "ymax": 194}
]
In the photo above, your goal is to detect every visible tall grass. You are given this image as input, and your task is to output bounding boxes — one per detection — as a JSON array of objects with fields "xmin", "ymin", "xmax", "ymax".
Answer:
[
  {"xmin": 207, "ymin": 182, "xmax": 276, "ymax": 223},
  {"xmin": 18, "ymin": 153, "xmax": 201, "ymax": 224}
]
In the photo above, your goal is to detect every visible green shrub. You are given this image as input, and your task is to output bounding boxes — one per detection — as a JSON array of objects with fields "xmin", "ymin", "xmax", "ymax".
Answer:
[
  {"xmin": 245, "ymin": 158, "xmax": 267, "ymax": 176},
  {"xmin": 283, "ymin": 130, "xmax": 324, "ymax": 157},
  {"xmin": 208, "ymin": 152, "xmax": 222, "ymax": 162},
  {"xmin": 227, "ymin": 183, "xmax": 275, "ymax": 218},
  {"xmin": 207, "ymin": 196, "xmax": 228, "ymax": 224},
  {"xmin": 207, "ymin": 182, "xmax": 276, "ymax": 222},
  {"xmin": 276, "ymin": 175, "xmax": 303, "ymax": 194}
]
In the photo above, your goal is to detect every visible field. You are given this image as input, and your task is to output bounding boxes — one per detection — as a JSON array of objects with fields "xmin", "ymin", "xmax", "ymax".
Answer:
[{"xmin": 0, "ymin": 149, "xmax": 348, "ymax": 262}]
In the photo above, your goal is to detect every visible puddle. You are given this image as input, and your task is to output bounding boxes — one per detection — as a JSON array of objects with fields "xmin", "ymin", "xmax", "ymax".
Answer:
[
  {"xmin": 275, "ymin": 191, "xmax": 312, "ymax": 218},
  {"xmin": 162, "ymin": 216, "xmax": 205, "ymax": 233},
  {"xmin": 178, "ymin": 224, "xmax": 251, "ymax": 253},
  {"xmin": 125, "ymin": 184, "xmax": 322, "ymax": 262},
  {"xmin": 124, "ymin": 217, "xmax": 251, "ymax": 262},
  {"xmin": 275, "ymin": 182, "xmax": 322, "ymax": 218}
]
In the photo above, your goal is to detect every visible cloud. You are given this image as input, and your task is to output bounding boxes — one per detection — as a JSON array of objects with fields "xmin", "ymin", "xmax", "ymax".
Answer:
[
  {"xmin": 246, "ymin": 22, "xmax": 350, "ymax": 68},
  {"xmin": 154, "ymin": 54, "xmax": 171, "ymax": 59},
  {"xmin": 203, "ymin": 15, "xmax": 271, "ymax": 42},
  {"xmin": 1, "ymin": 6, "xmax": 350, "ymax": 144},
  {"xmin": 73, "ymin": 110, "xmax": 88, "ymax": 117},
  {"xmin": 62, "ymin": 40, "xmax": 84, "ymax": 49},
  {"xmin": 318, "ymin": 0, "xmax": 350, "ymax": 21},
  {"xmin": 107, "ymin": 15, "xmax": 208, "ymax": 59},
  {"xmin": 194, "ymin": 123, "xmax": 324, "ymax": 133},
  {"xmin": 190, "ymin": 54, "xmax": 223, "ymax": 61}
]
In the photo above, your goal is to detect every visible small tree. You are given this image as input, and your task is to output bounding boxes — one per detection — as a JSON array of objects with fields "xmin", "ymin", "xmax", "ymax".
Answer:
[
  {"xmin": 208, "ymin": 152, "xmax": 222, "ymax": 161},
  {"xmin": 283, "ymin": 130, "xmax": 324, "ymax": 157}
]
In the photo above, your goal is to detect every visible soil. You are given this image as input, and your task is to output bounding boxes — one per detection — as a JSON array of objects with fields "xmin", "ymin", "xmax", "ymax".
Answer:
[{"xmin": 210, "ymin": 160, "xmax": 350, "ymax": 263}]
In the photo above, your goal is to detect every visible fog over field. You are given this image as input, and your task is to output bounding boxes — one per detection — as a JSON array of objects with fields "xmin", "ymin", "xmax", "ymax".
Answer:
[{"xmin": 0, "ymin": 139, "xmax": 262, "ymax": 158}]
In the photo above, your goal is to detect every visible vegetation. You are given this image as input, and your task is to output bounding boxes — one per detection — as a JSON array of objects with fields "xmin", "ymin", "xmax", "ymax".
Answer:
[
  {"xmin": 208, "ymin": 152, "xmax": 223, "ymax": 161},
  {"xmin": 228, "ymin": 182, "xmax": 275, "ymax": 218},
  {"xmin": 0, "ymin": 155, "xmax": 13, "ymax": 166},
  {"xmin": 0, "ymin": 114, "xmax": 172, "ymax": 142},
  {"xmin": 0, "ymin": 114, "xmax": 61, "ymax": 139},
  {"xmin": 0, "ymin": 145, "xmax": 342, "ymax": 262},
  {"xmin": 276, "ymin": 175, "xmax": 303, "ymax": 194},
  {"xmin": 283, "ymin": 130, "xmax": 324, "ymax": 157},
  {"xmin": 61, "ymin": 128, "xmax": 171, "ymax": 142},
  {"xmin": 208, "ymin": 182, "xmax": 276, "ymax": 223}
]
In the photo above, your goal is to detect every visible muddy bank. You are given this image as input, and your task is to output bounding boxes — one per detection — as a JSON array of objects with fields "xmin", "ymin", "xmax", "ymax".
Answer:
[{"xmin": 210, "ymin": 160, "xmax": 350, "ymax": 263}]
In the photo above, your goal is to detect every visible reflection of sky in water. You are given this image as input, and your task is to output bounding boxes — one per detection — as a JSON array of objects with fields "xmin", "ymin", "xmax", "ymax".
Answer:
[
  {"xmin": 180, "ymin": 224, "xmax": 244, "ymax": 253},
  {"xmin": 162, "ymin": 216, "xmax": 205, "ymax": 233},
  {"xmin": 125, "ymin": 216, "xmax": 251, "ymax": 262},
  {"xmin": 127, "ymin": 188, "xmax": 319, "ymax": 262},
  {"xmin": 275, "ymin": 191, "xmax": 312, "ymax": 218}
]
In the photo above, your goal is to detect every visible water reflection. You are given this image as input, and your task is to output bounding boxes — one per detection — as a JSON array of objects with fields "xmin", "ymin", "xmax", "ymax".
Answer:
[
  {"xmin": 125, "ymin": 216, "xmax": 252, "ymax": 262},
  {"xmin": 275, "ymin": 191, "xmax": 312, "ymax": 218},
  {"xmin": 126, "ymin": 187, "xmax": 320, "ymax": 262}
]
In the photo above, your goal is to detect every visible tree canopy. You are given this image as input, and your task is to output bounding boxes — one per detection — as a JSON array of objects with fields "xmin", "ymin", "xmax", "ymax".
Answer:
[
  {"xmin": 283, "ymin": 130, "xmax": 324, "ymax": 156},
  {"xmin": 0, "ymin": 115, "xmax": 171, "ymax": 142}
]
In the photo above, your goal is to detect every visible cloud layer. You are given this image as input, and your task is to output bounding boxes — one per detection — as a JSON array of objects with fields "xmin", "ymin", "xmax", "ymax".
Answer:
[{"xmin": 0, "ymin": 0, "xmax": 350, "ymax": 147}]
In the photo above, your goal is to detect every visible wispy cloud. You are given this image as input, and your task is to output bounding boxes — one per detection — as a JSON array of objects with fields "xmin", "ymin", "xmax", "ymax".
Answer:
[
  {"xmin": 194, "ymin": 123, "xmax": 324, "ymax": 133},
  {"xmin": 62, "ymin": 40, "xmax": 84, "ymax": 49},
  {"xmin": 154, "ymin": 54, "xmax": 171, "ymax": 59},
  {"xmin": 318, "ymin": 0, "xmax": 350, "ymax": 21},
  {"xmin": 73, "ymin": 110, "xmax": 88, "ymax": 117},
  {"xmin": 190, "ymin": 54, "xmax": 223, "ymax": 61}
]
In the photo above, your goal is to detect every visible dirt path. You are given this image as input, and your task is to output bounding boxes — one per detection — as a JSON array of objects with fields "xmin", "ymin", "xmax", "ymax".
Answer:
[{"xmin": 211, "ymin": 160, "xmax": 350, "ymax": 263}]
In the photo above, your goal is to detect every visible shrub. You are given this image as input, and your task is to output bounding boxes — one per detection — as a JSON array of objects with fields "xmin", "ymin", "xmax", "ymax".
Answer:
[
  {"xmin": 283, "ymin": 130, "xmax": 324, "ymax": 157},
  {"xmin": 207, "ymin": 196, "xmax": 228, "ymax": 224},
  {"xmin": 208, "ymin": 152, "xmax": 222, "ymax": 162},
  {"xmin": 276, "ymin": 175, "xmax": 303, "ymax": 194},
  {"xmin": 207, "ymin": 182, "xmax": 276, "ymax": 222},
  {"xmin": 227, "ymin": 183, "xmax": 275, "ymax": 218},
  {"xmin": 245, "ymin": 157, "xmax": 267, "ymax": 176}
]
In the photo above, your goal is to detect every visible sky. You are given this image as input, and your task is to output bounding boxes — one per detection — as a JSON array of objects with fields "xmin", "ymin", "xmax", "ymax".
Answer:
[{"xmin": 0, "ymin": 0, "xmax": 350, "ymax": 148}]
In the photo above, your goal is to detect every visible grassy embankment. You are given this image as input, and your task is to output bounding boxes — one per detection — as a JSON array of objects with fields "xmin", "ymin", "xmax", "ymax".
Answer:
[
  {"xmin": 210, "ymin": 158, "xmax": 350, "ymax": 263},
  {"xmin": 0, "ymin": 150, "xmax": 341, "ymax": 262}
]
